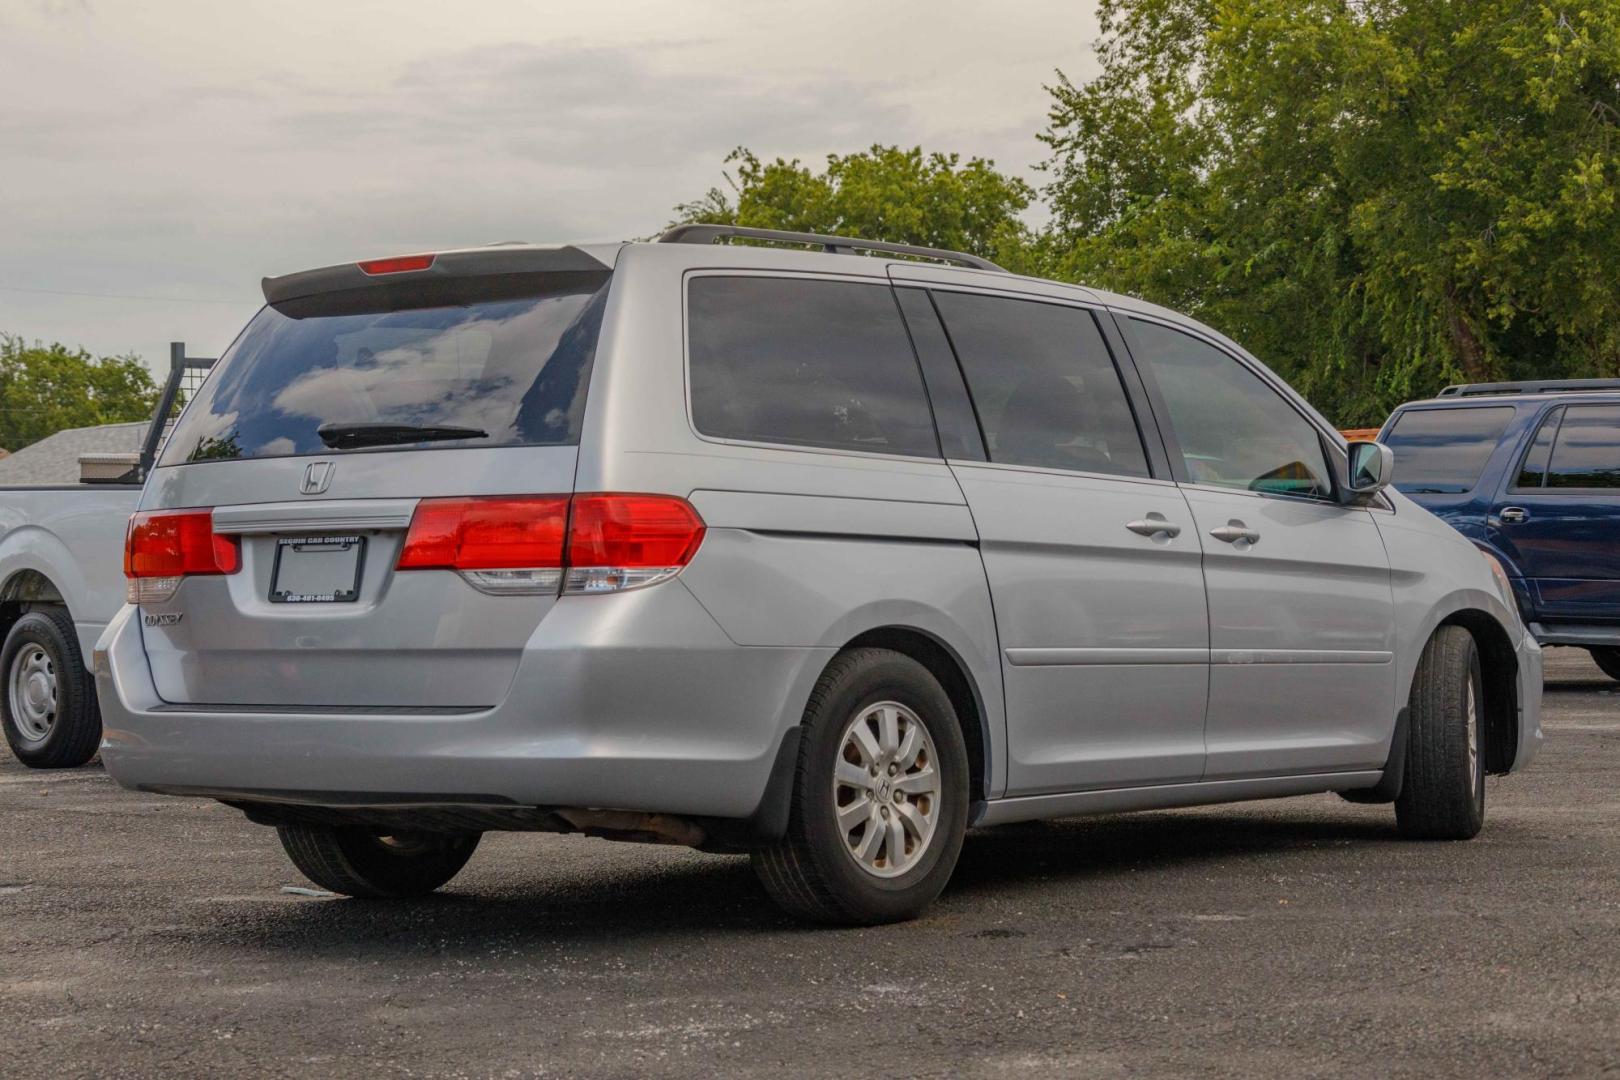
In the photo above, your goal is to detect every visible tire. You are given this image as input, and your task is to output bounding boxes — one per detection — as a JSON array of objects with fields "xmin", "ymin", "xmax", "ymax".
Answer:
[
  {"xmin": 0, "ymin": 607, "xmax": 101, "ymax": 769},
  {"xmin": 1589, "ymin": 646, "xmax": 1620, "ymax": 682},
  {"xmin": 277, "ymin": 826, "xmax": 480, "ymax": 898},
  {"xmin": 752, "ymin": 648, "xmax": 970, "ymax": 925},
  {"xmin": 1395, "ymin": 626, "xmax": 1485, "ymax": 840}
]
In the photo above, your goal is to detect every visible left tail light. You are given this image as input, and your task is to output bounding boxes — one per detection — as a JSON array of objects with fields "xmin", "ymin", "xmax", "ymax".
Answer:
[{"xmin": 124, "ymin": 509, "xmax": 240, "ymax": 604}]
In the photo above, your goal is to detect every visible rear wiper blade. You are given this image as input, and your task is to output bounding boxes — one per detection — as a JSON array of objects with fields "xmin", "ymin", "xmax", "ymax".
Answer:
[{"xmin": 316, "ymin": 422, "xmax": 489, "ymax": 449}]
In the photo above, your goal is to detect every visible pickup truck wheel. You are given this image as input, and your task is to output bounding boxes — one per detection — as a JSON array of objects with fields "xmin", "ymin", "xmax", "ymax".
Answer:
[
  {"xmin": 0, "ymin": 607, "xmax": 101, "ymax": 769},
  {"xmin": 1589, "ymin": 647, "xmax": 1620, "ymax": 682},
  {"xmin": 277, "ymin": 826, "xmax": 480, "ymax": 898},
  {"xmin": 1395, "ymin": 626, "xmax": 1485, "ymax": 840},
  {"xmin": 752, "ymin": 648, "xmax": 969, "ymax": 925}
]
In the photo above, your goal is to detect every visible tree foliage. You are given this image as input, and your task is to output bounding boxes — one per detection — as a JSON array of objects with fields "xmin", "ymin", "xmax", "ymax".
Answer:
[
  {"xmin": 0, "ymin": 335, "xmax": 160, "ymax": 451},
  {"xmin": 672, "ymin": 145, "xmax": 1037, "ymax": 270},
  {"xmin": 1040, "ymin": 0, "xmax": 1620, "ymax": 424}
]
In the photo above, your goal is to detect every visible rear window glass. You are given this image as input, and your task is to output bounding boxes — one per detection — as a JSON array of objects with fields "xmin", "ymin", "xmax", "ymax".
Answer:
[
  {"xmin": 1547, "ymin": 404, "xmax": 1620, "ymax": 489},
  {"xmin": 160, "ymin": 272, "xmax": 610, "ymax": 465},
  {"xmin": 687, "ymin": 276, "xmax": 938, "ymax": 457},
  {"xmin": 1382, "ymin": 406, "xmax": 1515, "ymax": 493}
]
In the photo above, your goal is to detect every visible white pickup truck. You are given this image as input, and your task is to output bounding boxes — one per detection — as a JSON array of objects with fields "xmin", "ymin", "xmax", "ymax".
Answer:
[{"xmin": 0, "ymin": 346, "xmax": 212, "ymax": 767}]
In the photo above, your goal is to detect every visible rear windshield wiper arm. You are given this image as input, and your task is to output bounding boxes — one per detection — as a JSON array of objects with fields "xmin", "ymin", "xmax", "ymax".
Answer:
[{"xmin": 316, "ymin": 422, "xmax": 490, "ymax": 449}]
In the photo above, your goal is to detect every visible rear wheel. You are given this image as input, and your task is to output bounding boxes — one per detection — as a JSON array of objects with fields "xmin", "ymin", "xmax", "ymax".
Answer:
[
  {"xmin": 1589, "ymin": 646, "xmax": 1620, "ymax": 682},
  {"xmin": 0, "ymin": 607, "xmax": 101, "ymax": 769},
  {"xmin": 277, "ymin": 826, "xmax": 479, "ymax": 898},
  {"xmin": 752, "ymin": 648, "xmax": 969, "ymax": 925},
  {"xmin": 1396, "ymin": 626, "xmax": 1485, "ymax": 840}
]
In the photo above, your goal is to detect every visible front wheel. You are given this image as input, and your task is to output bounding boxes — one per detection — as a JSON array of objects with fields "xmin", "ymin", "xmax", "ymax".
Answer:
[
  {"xmin": 1589, "ymin": 646, "xmax": 1620, "ymax": 683},
  {"xmin": 1396, "ymin": 626, "xmax": 1485, "ymax": 840},
  {"xmin": 277, "ymin": 826, "xmax": 479, "ymax": 898},
  {"xmin": 752, "ymin": 648, "xmax": 970, "ymax": 925}
]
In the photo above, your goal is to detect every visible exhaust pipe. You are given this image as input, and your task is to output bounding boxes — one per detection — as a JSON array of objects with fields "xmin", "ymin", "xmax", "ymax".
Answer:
[{"xmin": 554, "ymin": 809, "xmax": 706, "ymax": 848}]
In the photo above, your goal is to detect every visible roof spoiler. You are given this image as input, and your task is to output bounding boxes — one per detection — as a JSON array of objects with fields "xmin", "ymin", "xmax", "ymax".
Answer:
[{"xmin": 261, "ymin": 245, "xmax": 612, "ymax": 306}]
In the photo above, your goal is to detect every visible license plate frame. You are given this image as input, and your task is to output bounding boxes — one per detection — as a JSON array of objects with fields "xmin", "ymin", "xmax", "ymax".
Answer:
[{"xmin": 268, "ymin": 534, "xmax": 367, "ymax": 604}]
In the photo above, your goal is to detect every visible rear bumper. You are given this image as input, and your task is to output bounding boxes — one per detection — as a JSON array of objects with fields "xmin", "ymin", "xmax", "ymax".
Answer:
[{"xmin": 94, "ymin": 585, "xmax": 831, "ymax": 821}]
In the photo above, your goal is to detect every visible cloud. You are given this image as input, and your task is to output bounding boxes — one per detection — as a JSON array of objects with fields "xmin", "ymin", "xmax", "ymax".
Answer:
[{"xmin": 0, "ymin": 1, "xmax": 1098, "ymax": 370}]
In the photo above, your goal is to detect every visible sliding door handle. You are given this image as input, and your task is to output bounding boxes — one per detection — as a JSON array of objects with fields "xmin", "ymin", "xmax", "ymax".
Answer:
[
  {"xmin": 1209, "ymin": 521, "xmax": 1260, "ymax": 545},
  {"xmin": 1125, "ymin": 514, "xmax": 1181, "ymax": 539}
]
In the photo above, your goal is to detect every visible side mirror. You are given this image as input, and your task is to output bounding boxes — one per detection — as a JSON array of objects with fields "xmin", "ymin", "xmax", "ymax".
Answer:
[{"xmin": 1344, "ymin": 440, "xmax": 1394, "ymax": 498}]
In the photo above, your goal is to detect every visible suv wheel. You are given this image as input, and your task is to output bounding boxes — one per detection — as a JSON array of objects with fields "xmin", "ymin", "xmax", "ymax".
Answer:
[
  {"xmin": 277, "ymin": 826, "xmax": 480, "ymax": 898},
  {"xmin": 752, "ymin": 648, "xmax": 969, "ymax": 925},
  {"xmin": 1589, "ymin": 646, "xmax": 1620, "ymax": 682},
  {"xmin": 0, "ymin": 607, "xmax": 101, "ymax": 769},
  {"xmin": 1395, "ymin": 626, "xmax": 1485, "ymax": 840}
]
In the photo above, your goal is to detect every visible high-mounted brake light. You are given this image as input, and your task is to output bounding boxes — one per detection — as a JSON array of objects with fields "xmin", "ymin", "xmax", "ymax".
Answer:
[
  {"xmin": 357, "ymin": 253, "xmax": 436, "ymax": 276},
  {"xmin": 396, "ymin": 493, "xmax": 705, "ymax": 595},
  {"xmin": 124, "ymin": 509, "xmax": 240, "ymax": 604}
]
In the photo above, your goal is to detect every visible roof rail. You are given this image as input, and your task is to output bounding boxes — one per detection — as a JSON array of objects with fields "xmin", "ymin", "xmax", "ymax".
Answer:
[
  {"xmin": 657, "ymin": 224, "xmax": 1007, "ymax": 273},
  {"xmin": 1437, "ymin": 378, "xmax": 1620, "ymax": 398}
]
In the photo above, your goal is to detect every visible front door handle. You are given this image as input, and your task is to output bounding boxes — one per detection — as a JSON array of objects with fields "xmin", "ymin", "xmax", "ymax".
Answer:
[
  {"xmin": 1125, "ymin": 513, "xmax": 1181, "ymax": 539},
  {"xmin": 1209, "ymin": 520, "xmax": 1260, "ymax": 545},
  {"xmin": 1499, "ymin": 506, "xmax": 1529, "ymax": 524}
]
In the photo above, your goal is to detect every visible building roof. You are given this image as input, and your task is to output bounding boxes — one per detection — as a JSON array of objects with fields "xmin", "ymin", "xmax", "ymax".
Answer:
[{"xmin": 0, "ymin": 421, "xmax": 148, "ymax": 485}]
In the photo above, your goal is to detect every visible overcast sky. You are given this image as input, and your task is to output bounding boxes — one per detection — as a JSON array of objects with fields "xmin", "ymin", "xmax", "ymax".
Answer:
[{"xmin": 0, "ymin": 0, "xmax": 1100, "ymax": 371}]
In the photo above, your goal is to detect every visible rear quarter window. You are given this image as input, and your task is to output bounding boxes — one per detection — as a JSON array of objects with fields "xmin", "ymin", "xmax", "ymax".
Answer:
[
  {"xmin": 1546, "ymin": 404, "xmax": 1620, "ymax": 489},
  {"xmin": 686, "ymin": 275, "xmax": 939, "ymax": 458},
  {"xmin": 1382, "ymin": 406, "xmax": 1516, "ymax": 494}
]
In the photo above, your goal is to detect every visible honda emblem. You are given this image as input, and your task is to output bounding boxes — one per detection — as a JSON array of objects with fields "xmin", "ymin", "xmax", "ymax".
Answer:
[{"xmin": 300, "ymin": 461, "xmax": 335, "ymax": 495}]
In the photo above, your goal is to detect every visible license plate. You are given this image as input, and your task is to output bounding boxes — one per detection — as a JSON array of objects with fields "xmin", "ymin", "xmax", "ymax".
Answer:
[{"xmin": 269, "ymin": 535, "xmax": 366, "ymax": 603}]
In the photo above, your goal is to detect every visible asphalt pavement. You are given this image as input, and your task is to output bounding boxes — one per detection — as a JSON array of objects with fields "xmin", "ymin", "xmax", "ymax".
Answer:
[{"xmin": 3, "ymin": 649, "xmax": 1617, "ymax": 1078}]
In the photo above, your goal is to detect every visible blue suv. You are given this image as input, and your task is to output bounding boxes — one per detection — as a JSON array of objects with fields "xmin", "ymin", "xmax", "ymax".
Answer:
[{"xmin": 1380, "ymin": 379, "xmax": 1620, "ymax": 681}]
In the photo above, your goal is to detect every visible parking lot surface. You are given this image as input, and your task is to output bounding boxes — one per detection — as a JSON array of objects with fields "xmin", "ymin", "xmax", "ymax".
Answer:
[{"xmin": 3, "ymin": 650, "xmax": 1617, "ymax": 1078}]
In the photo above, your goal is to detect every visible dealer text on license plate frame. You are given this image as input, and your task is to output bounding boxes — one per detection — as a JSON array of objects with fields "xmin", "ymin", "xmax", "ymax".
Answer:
[{"xmin": 268, "ymin": 535, "xmax": 366, "ymax": 604}]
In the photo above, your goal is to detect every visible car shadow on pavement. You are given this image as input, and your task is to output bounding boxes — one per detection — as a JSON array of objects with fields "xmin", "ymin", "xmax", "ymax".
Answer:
[
  {"xmin": 951, "ymin": 810, "xmax": 1398, "ymax": 897},
  {"xmin": 183, "ymin": 806, "xmax": 1402, "ymax": 953},
  {"xmin": 1542, "ymin": 678, "xmax": 1616, "ymax": 695}
]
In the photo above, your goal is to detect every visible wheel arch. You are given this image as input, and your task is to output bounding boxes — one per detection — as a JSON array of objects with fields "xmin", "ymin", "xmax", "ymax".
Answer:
[
  {"xmin": 836, "ymin": 625, "xmax": 993, "ymax": 809},
  {"xmin": 0, "ymin": 567, "xmax": 70, "ymax": 645},
  {"xmin": 0, "ymin": 523, "xmax": 92, "ymax": 643},
  {"xmin": 1430, "ymin": 608, "xmax": 1520, "ymax": 775}
]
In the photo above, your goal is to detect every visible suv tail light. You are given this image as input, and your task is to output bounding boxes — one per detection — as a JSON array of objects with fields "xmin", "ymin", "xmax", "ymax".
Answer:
[
  {"xmin": 396, "ymin": 493, "xmax": 705, "ymax": 595},
  {"xmin": 124, "ymin": 509, "xmax": 240, "ymax": 604}
]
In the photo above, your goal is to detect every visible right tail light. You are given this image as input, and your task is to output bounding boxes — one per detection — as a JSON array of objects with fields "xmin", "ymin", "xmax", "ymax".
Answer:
[{"xmin": 396, "ymin": 493, "xmax": 705, "ymax": 595}]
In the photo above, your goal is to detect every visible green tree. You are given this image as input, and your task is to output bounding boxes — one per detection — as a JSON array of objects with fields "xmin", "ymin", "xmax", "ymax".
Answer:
[
  {"xmin": 672, "ymin": 145, "xmax": 1038, "ymax": 270},
  {"xmin": 0, "ymin": 335, "xmax": 161, "ymax": 451},
  {"xmin": 1041, "ymin": 0, "xmax": 1620, "ymax": 425}
]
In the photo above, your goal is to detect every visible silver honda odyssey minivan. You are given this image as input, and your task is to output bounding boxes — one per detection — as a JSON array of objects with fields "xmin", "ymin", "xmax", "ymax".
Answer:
[{"xmin": 96, "ymin": 226, "xmax": 1543, "ymax": 924}]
